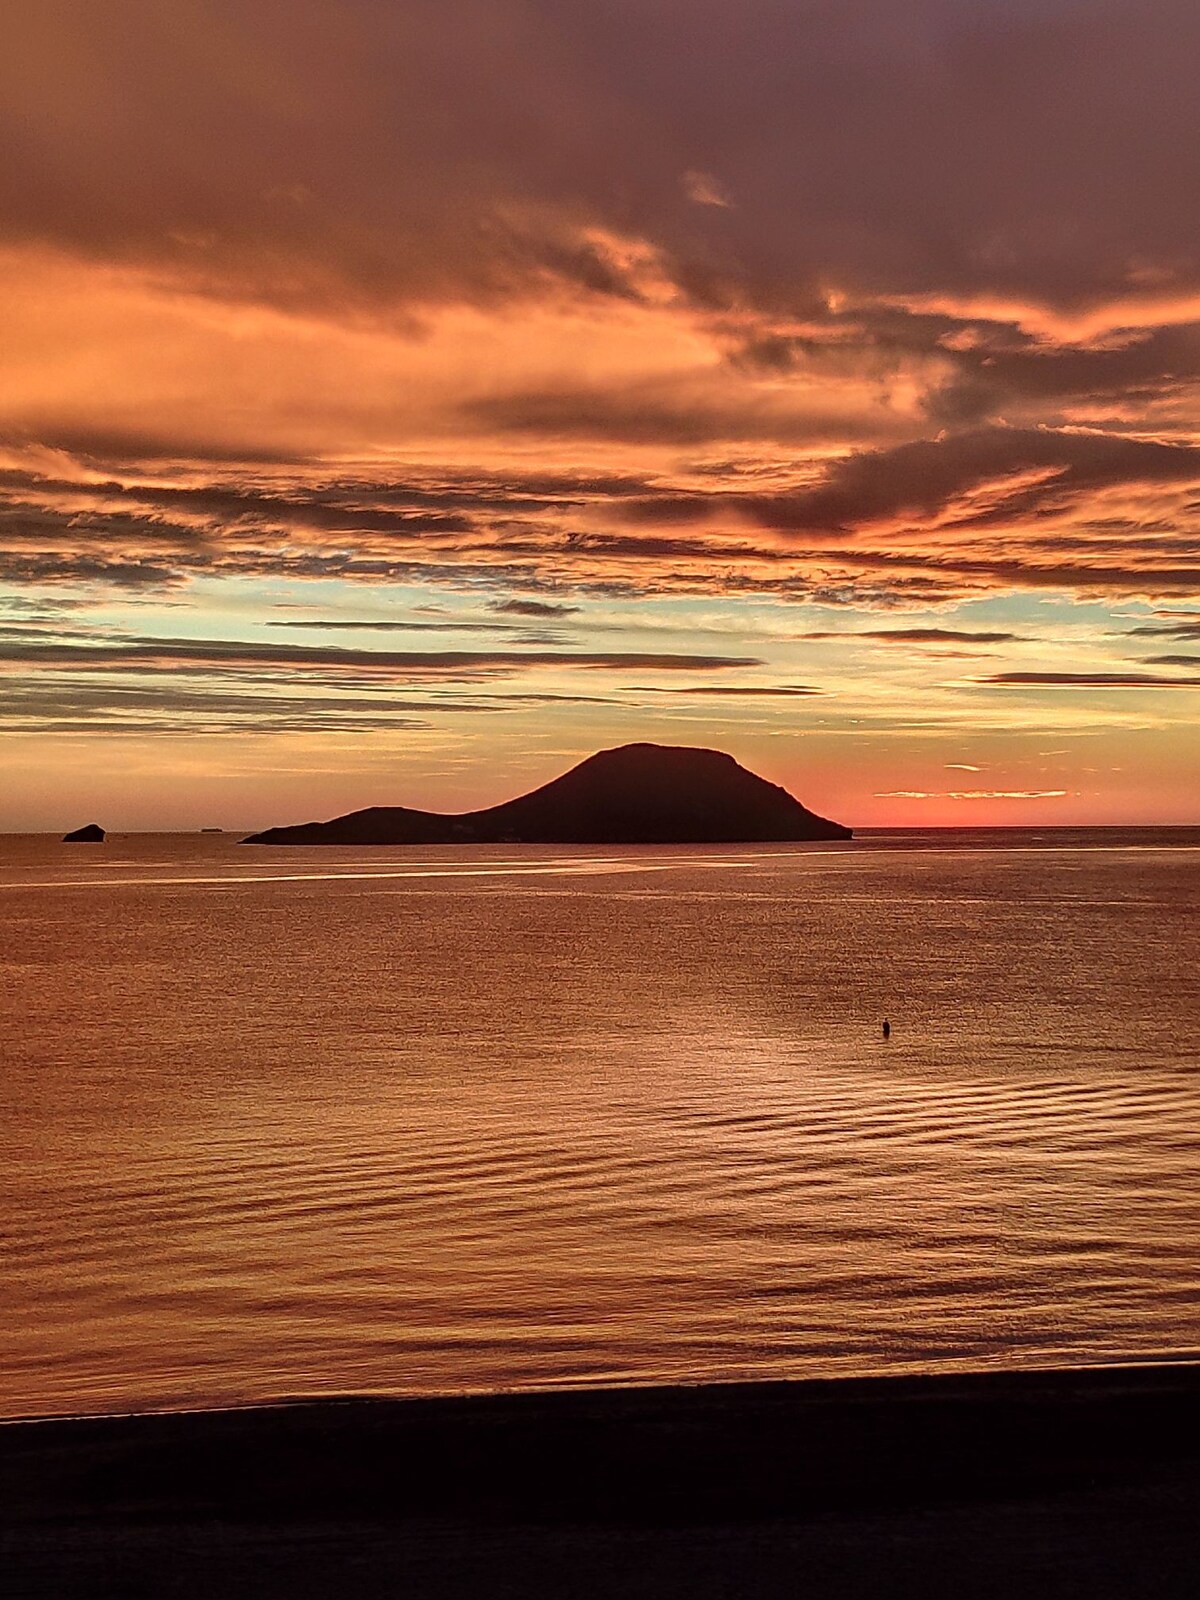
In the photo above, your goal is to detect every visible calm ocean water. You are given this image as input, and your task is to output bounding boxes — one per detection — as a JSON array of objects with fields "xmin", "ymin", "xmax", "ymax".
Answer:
[{"xmin": 2, "ymin": 829, "xmax": 1198, "ymax": 1418}]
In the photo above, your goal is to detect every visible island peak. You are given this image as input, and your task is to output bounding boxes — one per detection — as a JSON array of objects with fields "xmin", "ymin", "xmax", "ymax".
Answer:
[{"xmin": 62, "ymin": 823, "xmax": 106, "ymax": 843}]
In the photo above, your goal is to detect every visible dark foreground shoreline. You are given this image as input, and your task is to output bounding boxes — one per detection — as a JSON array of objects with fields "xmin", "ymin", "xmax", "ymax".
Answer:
[{"xmin": 5, "ymin": 1364, "xmax": 1200, "ymax": 1597}]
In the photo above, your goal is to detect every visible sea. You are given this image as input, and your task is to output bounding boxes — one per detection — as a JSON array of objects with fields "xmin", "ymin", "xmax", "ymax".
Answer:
[{"xmin": 2, "ymin": 829, "xmax": 1198, "ymax": 1419}]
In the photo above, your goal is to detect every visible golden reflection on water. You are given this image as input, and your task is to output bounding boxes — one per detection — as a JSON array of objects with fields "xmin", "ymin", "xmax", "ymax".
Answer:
[{"xmin": 1, "ymin": 832, "xmax": 1198, "ymax": 1416}]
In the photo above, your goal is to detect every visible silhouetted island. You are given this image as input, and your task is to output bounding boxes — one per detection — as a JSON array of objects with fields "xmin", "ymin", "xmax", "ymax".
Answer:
[
  {"xmin": 62, "ymin": 824, "xmax": 105, "ymax": 843},
  {"xmin": 243, "ymin": 743, "xmax": 851, "ymax": 846}
]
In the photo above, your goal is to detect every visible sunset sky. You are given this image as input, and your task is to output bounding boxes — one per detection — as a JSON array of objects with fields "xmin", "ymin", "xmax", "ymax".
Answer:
[{"xmin": 3, "ymin": 0, "xmax": 1199, "ymax": 831}]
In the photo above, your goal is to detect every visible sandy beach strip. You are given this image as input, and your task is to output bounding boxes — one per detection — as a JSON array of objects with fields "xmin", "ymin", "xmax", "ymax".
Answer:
[{"xmin": 4, "ymin": 1363, "xmax": 1199, "ymax": 1597}]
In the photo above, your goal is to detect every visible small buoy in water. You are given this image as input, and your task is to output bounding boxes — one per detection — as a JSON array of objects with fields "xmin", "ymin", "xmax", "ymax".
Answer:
[{"xmin": 882, "ymin": 1019, "xmax": 891, "ymax": 1039}]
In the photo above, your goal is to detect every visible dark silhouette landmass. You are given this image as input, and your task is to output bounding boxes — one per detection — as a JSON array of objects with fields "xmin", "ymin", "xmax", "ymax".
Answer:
[
  {"xmin": 243, "ymin": 743, "xmax": 851, "ymax": 846},
  {"xmin": 3, "ymin": 1365, "xmax": 1198, "ymax": 1599},
  {"xmin": 62, "ymin": 824, "xmax": 105, "ymax": 842}
]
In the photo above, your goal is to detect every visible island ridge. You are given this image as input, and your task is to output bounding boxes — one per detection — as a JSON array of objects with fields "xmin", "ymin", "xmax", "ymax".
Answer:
[{"xmin": 243, "ymin": 743, "xmax": 850, "ymax": 846}]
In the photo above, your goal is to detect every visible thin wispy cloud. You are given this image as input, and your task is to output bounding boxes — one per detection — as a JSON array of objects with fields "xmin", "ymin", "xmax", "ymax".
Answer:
[
  {"xmin": 981, "ymin": 671, "xmax": 1200, "ymax": 688},
  {"xmin": 0, "ymin": 638, "xmax": 760, "ymax": 676},
  {"xmin": 876, "ymin": 789, "xmax": 1070, "ymax": 801}
]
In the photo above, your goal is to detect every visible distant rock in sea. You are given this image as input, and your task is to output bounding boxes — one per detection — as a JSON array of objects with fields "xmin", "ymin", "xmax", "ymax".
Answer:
[
  {"xmin": 242, "ymin": 743, "xmax": 852, "ymax": 846},
  {"xmin": 63, "ymin": 824, "xmax": 106, "ymax": 843}
]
